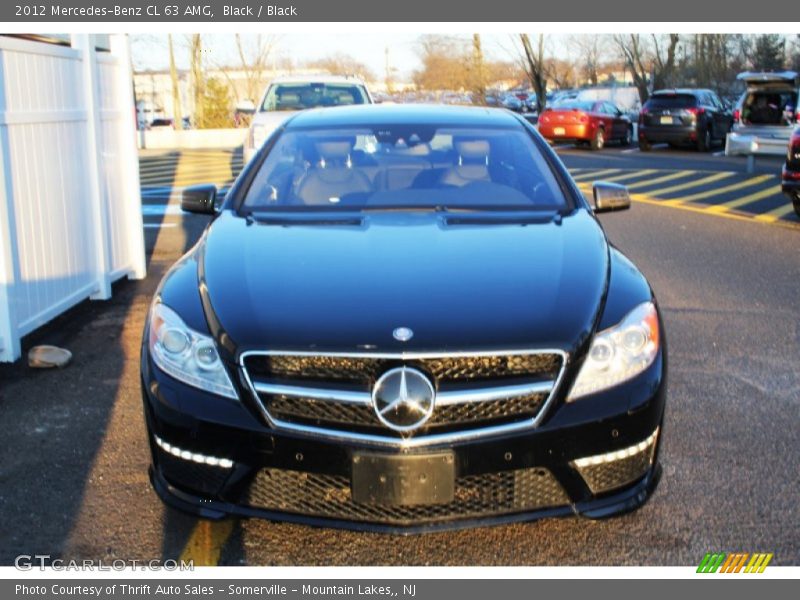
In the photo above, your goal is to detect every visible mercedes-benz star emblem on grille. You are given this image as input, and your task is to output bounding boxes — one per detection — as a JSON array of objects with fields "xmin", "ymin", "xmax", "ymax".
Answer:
[
  {"xmin": 371, "ymin": 367, "xmax": 435, "ymax": 432},
  {"xmin": 392, "ymin": 327, "xmax": 414, "ymax": 342}
]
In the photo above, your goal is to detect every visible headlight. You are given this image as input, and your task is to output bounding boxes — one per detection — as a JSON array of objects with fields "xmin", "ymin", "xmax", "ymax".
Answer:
[
  {"xmin": 148, "ymin": 302, "xmax": 238, "ymax": 400},
  {"xmin": 567, "ymin": 301, "xmax": 660, "ymax": 401},
  {"xmin": 249, "ymin": 123, "xmax": 267, "ymax": 150}
]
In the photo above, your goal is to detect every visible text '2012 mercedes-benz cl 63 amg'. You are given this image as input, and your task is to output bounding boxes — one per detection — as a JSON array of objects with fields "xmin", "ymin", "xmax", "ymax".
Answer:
[{"xmin": 141, "ymin": 104, "xmax": 667, "ymax": 532}]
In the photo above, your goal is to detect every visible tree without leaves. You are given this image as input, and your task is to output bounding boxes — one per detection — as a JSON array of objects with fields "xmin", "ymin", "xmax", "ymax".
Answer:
[
  {"xmin": 306, "ymin": 52, "xmax": 375, "ymax": 82},
  {"xmin": 569, "ymin": 35, "xmax": 608, "ymax": 86},
  {"xmin": 167, "ymin": 34, "xmax": 183, "ymax": 130},
  {"xmin": 469, "ymin": 34, "xmax": 487, "ymax": 105},
  {"xmin": 518, "ymin": 34, "xmax": 547, "ymax": 113},
  {"xmin": 613, "ymin": 34, "xmax": 680, "ymax": 104},
  {"xmin": 188, "ymin": 34, "xmax": 204, "ymax": 127},
  {"xmin": 413, "ymin": 35, "xmax": 471, "ymax": 91}
]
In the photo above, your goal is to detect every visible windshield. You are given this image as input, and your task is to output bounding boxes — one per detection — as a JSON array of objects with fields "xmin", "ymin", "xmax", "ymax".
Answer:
[
  {"xmin": 241, "ymin": 125, "xmax": 567, "ymax": 212},
  {"xmin": 261, "ymin": 83, "xmax": 369, "ymax": 112},
  {"xmin": 646, "ymin": 94, "xmax": 697, "ymax": 110},
  {"xmin": 553, "ymin": 101, "xmax": 595, "ymax": 111}
]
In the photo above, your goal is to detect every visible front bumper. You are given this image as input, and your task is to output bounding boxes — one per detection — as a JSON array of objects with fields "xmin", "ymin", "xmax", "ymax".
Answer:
[{"xmin": 141, "ymin": 350, "xmax": 667, "ymax": 532}]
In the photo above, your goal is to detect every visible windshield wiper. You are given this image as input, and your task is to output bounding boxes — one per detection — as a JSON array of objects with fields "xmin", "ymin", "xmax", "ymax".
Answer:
[{"xmin": 243, "ymin": 211, "xmax": 363, "ymax": 226}]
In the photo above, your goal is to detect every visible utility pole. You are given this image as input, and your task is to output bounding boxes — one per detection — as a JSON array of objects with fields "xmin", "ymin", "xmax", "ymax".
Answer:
[{"xmin": 384, "ymin": 46, "xmax": 394, "ymax": 95}]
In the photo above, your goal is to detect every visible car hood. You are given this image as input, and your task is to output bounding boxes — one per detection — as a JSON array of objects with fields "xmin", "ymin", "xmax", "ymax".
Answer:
[{"xmin": 199, "ymin": 210, "xmax": 609, "ymax": 355}]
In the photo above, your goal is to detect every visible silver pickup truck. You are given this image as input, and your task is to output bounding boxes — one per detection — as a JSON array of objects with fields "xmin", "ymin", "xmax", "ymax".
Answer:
[{"xmin": 725, "ymin": 71, "xmax": 799, "ymax": 157}]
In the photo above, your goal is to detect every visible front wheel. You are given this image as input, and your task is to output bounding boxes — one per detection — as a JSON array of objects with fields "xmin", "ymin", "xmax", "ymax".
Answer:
[{"xmin": 590, "ymin": 128, "xmax": 605, "ymax": 151}]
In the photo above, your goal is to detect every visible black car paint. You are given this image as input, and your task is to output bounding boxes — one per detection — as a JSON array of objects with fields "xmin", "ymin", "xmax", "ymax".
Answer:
[{"xmin": 142, "ymin": 105, "xmax": 666, "ymax": 530}]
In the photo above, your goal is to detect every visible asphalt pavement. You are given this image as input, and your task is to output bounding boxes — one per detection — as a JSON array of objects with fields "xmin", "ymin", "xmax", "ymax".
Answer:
[{"xmin": 0, "ymin": 144, "xmax": 797, "ymax": 566}]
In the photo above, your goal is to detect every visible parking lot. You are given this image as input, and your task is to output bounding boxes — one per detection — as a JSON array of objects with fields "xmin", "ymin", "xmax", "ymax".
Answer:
[{"xmin": 0, "ymin": 143, "xmax": 798, "ymax": 566}]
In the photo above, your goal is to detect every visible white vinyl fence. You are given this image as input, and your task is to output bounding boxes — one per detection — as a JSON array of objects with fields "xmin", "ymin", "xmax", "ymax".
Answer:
[{"xmin": 0, "ymin": 35, "xmax": 145, "ymax": 362}]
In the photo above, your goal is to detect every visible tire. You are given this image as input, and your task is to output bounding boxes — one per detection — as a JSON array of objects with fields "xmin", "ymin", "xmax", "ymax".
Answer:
[
  {"xmin": 590, "ymin": 127, "xmax": 605, "ymax": 151},
  {"xmin": 638, "ymin": 137, "xmax": 652, "ymax": 151},
  {"xmin": 621, "ymin": 126, "xmax": 633, "ymax": 147},
  {"xmin": 793, "ymin": 195, "xmax": 800, "ymax": 219},
  {"xmin": 697, "ymin": 127, "xmax": 712, "ymax": 152}
]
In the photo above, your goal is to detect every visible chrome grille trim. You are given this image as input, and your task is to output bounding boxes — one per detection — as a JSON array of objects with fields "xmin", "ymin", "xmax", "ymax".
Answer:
[
  {"xmin": 253, "ymin": 382, "xmax": 370, "ymax": 405},
  {"xmin": 239, "ymin": 349, "xmax": 569, "ymax": 448},
  {"xmin": 252, "ymin": 380, "xmax": 555, "ymax": 406}
]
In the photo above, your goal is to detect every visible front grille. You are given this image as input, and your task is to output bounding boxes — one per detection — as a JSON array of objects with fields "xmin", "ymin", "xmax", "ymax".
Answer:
[
  {"xmin": 242, "ymin": 351, "xmax": 566, "ymax": 444},
  {"xmin": 244, "ymin": 467, "xmax": 570, "ymax": 525},
  {"xmin": 267, "ymin": 392, "xmax": 548, "ymax": 433},
  {"xmin": 245, "ymin": 353, "xmax": 562, "ymax": 387}
]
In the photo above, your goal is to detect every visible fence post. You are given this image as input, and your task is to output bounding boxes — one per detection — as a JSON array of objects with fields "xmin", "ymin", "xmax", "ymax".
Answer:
[
  {"xmin": 0, "ymin": 51, "xmax": 21, "ymax": 362},
  {"xmin": 73, "ymin": 34, "xmax": 112, "ymax": 300},
  {"xmin": 110, "ymin": 34, "xmax": 146, "ymax": 281}
]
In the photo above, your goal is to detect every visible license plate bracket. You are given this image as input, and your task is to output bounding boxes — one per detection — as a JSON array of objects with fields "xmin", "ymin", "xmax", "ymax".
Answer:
[{"xmin": 351, "ymin": 451, "xmax": 455, "ymax": 506}]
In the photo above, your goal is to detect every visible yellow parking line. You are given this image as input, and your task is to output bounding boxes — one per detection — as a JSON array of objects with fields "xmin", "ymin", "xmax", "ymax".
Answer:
[
  {"xmin": 178, "ymin": 519, "xmax": 236, "ymax": 566},
  {"xmin": 631, "ymin": 195, "xmax": 800, "ymax": 230},
  {"xmin": 637, "ymin": 171, "xmax": 734, "ymax": 199},
  {"xmin": 754, "ymin": 202, "xmax": 796, "ymax": 222},
  {"xmin": 704, "ymin": 186, "xmax": 783, "ymax": 213},
  {"xmin": 592, "ymin": 169, "xmax": 658, "ymax": 183},
  {"xmin": 625, "ymin": 170, "xmax": 696, "ymax": 190},
  {"xmin": 661, "ymin": 175, "xmax": 774, "ymax": 204},
  {"xmin": 572, "ymin": 169, "xmax": 623, "ymax": 182}
]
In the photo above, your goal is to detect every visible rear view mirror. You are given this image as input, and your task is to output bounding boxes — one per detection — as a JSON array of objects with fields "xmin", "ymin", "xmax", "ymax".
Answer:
[
  {"xmin": 592, "ymin": 182, "xmax": 631, "ymax": 213},
  {"xmin": 181, "ymin": 184, "xmax": 218, "ymax": 215}
]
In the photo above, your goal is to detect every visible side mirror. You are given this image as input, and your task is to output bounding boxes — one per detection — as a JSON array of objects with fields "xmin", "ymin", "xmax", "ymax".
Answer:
[
  {"xmin": 181, "ymin": 184, "xmax": 218, "ymax": 215},
  {"xmin": 592, "ymin": 181, "xmax": 631, "ymax": 213}
]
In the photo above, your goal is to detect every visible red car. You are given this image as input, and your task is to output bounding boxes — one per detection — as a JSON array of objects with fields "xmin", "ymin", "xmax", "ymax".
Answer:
[
  {"xmin": 538, "ymin": 100, "xmax": 633, "ymax": 150},
  {"xmin": 781, "ymin": 126, "xmax": 800, "ymax": 217}
]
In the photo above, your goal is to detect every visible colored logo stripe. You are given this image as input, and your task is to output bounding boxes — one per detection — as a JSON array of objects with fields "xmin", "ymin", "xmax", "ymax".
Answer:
[{"xmin": 697, "ymin": 552, "xmax": 773, "ymax": 573}]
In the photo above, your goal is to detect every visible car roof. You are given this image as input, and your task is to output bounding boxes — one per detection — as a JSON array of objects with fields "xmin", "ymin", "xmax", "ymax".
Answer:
[
  {"xmin": 651, "ymin": 89, "xmax": 709, "ymax": 97},
  {"xmin": 284, "ymin": 104, "xmax": 526, "ymax": 129},
  {"xmin": 269, "ymin": 75, "xmax": 367, "ymax": 85}
]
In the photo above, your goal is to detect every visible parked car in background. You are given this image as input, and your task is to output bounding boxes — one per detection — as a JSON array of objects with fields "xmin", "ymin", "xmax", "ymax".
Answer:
[
  {"xmin": 501, "ymin": 94, "xmax": 525, "ymax": 113},
  {"xmin": 638, "ymin": 89, "xmax": 733, "ymax": 152},
  {"xmin": 781, "ymin": 126, "xmax": 800, "ymax": 217},
  {"xmin": 726, "ymin": 71, "xmax": 799, "ymax": 157},
  {"xmin": 550, "ymin": 89, "xmax": 580, "ymax": 106},
  {"xmin": 244, "ymin": 75, "xmax": 373, "ymax": 163},
  {"xmin": 538, "ymin": 100, "xmax": 633, "ymax": 150}
]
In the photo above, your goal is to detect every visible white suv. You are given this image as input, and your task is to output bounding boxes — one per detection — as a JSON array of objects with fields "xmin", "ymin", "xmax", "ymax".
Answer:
[
  {"xmin": 726, "ymin": 71, "xmax": 799, "ymax": 156},
  {"xmin": 244, "ymin": 75, "xmax": 373, "ymax": 163}
]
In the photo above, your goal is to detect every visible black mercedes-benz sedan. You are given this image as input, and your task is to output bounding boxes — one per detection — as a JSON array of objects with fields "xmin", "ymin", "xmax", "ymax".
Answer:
[{"xmin": 141, "ymin": 104, "xmax": 666, "ymax": 532}]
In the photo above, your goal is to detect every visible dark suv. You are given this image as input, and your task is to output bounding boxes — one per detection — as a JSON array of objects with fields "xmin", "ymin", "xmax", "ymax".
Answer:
[{"xmin": 638, "ymin": 89, "xmax": 733, "ymax": 152}]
